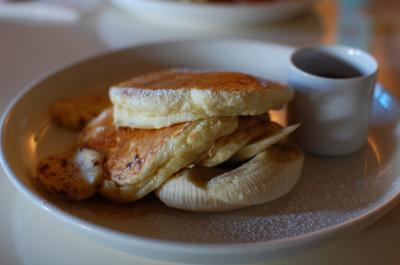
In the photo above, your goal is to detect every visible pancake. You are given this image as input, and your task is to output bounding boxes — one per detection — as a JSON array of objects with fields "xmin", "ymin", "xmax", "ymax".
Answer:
[
  {"xmin": 78, "ymin": 108, "xmax": 117, "ymax": 156},
  {"xmin": 230, "ymin": 123, "xmax": 300, "ymax": 163},
  {"xmin": 103, "ymin": 117, "xmax": 237, "ymax": 202},
  {"xmin": 199, "ymin": 115, "xmax": 276, "ymax": 167},
  {"xmin": 110, "ymin": 69, "xmax": 293, "ymax": 128},
  {"xmin": 78, "ymin": 109, "xmax": 299, "ymax": 202},
  {"xmin": 78, "ymin": 109, "xmax": 238, "ymax": 202}
]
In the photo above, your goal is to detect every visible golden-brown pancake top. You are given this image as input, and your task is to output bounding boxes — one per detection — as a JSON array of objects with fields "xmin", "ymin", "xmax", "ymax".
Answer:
[{"xmin": 117, "ymin": 69, "xmax": 283, "ymax": 92}]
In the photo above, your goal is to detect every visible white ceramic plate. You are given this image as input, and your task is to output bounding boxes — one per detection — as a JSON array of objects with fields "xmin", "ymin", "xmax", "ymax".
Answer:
[
  {"xmin": 1, "ymin": 40, "xmax": 400, "ymax": 264},
  {"xmin": 110, "ymin": 0, "xmax": 313, "ymax": 28}
]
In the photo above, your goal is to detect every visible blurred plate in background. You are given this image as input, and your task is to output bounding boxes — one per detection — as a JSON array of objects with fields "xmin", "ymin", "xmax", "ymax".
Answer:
[{"xmin": 110, "ymin": 0, "xmax": 314, "ymax": 28}]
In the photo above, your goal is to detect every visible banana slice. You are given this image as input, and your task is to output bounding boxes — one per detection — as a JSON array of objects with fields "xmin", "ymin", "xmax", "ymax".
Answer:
[
  {"xmin": 200, "ymin": 116, "xmax": 276, "ymax": 167},
  {"xmin": 50, "ymin": 95, "xmax": 111, "ymax": 130},
  {"xmin": 36, "ymin": 148, "xmax": 104, "ymax": 200},
  {"xmin": 229, "ymin": 124, "xmax": 300, "ymax": 163},
  {"xmin": 156, "ymin": 145, "xmax": 304, "ymax": 212}
]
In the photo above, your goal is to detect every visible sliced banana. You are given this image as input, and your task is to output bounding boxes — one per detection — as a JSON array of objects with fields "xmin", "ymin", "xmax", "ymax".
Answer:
[
  {"xmin": 229, "ymin": 124, "xmax": 300, "ymax": 163},
  {"xmin": 50, "ymin": 95, "xmax": 111, "ymax": 130},
  {"xmin": 156, "ymin": 145, "xmax": 304, "ymax": 212},
  {"xmin": 36, "ymin": 148, "xmax": 104, "ymax": 200},
  {"xmin": 200, "ymin": 116, "xmax": 276, "ymax": 167}
]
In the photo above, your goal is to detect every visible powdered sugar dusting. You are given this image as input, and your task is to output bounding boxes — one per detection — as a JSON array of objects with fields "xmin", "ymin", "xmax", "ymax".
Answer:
[{"xmin": 56, "ymin": 136, "xmax": 400, "ymax": 243}]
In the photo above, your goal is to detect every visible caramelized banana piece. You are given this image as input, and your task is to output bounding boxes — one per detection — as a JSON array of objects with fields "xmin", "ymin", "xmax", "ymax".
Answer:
[{"xmin": 50, "ymin": 95, "xmax": 111, "ymax": 130}]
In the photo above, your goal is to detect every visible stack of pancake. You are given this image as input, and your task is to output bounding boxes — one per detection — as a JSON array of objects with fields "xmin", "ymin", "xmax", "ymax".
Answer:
[{"xmin": 37, "ymin": 69, "xmax": 304, "ymax": 212}]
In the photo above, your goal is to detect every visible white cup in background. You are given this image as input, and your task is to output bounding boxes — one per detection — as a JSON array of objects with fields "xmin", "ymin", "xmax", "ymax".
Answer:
[{"xmin": 288, "ymin": 45, "xmax": 378, "ymax": 156}]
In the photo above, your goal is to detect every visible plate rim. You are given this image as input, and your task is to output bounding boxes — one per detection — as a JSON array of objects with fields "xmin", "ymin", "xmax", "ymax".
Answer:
[{"xmin": 1, "ymin": 39, "xmax": 400, "ymax": 262}]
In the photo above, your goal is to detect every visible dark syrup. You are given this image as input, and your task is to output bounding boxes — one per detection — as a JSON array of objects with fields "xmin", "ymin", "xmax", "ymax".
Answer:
[
  {"xmin": 311, "ymin": 68, "xmax": 363, "ymax": 79},
  {"xmin": 293, "ymin": 49, "xmax": 364, "ymax": 79}
]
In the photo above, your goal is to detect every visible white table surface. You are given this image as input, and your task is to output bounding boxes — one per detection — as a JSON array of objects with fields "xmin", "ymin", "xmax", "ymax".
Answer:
[{"xmin": 1, "ymin": 1, "xmax": 400, "ymax": 264}]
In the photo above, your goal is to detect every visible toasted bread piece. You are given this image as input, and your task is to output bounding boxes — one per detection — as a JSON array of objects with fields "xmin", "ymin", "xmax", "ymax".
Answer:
[
  {"xmin": 50, "ymin": 95, "xmax": 111, "ymax": 130},
  {"xmin": 110, "ymin": 69, "xmax": 293, "ymax": 129},
  {"xmin": 36, "ymin": 149, "xmax": 104, "ymax": 200}
]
